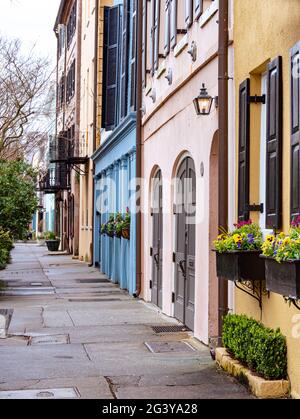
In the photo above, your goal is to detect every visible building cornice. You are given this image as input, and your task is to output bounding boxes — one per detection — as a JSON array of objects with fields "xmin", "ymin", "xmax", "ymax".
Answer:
[{"xmin": 92, "ymin": 113, "xmax": 137, "ymax": 162}]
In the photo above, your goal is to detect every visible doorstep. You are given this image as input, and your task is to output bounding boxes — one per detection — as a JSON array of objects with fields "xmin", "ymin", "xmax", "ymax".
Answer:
[{"xmin": 216, "ymin": 348, "xmax": 290, "ymax": 399}]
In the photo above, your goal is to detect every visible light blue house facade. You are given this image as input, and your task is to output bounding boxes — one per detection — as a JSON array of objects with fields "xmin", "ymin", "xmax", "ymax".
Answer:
[{"xmin": 92, "ymin": 0, "xmax": 137, "ymax": 295}]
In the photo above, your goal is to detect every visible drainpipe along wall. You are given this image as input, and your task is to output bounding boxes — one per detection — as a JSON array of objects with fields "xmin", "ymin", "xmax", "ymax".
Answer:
[
  {"xmin": 89, "ymin": 0, "xmax": 100, "ymax": 266},
  {"xmin": 134, "ymin": 0, "xmax": 143, "ymax": 297},
  {"xmin": 218, "ymin": 0, "xmax": 229, "ymax": 335}
]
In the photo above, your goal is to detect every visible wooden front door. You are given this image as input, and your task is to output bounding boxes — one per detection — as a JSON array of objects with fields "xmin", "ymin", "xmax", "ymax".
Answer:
[
  {"xmin": 174, "ymin": 158, "xmax": 196, "ymax": 331},
  {"xmin": 151, "ymin": 170, "xmax": 163, "ymax": 308}
]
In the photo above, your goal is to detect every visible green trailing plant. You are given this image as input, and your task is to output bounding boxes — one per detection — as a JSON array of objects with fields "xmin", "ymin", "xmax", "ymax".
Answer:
[
  {"xmin": 213, "ymin": 220, "xmax": 263, "ymax": 253},
  {"xmin": 114, "ymin": 213, "xmax": 123, "ymax": 238},
  {"xmin": 222, "ymin": 314, "xmax": 287, "ymax": 380},
  {"xmin": 100, "ymin": 211, "xmax": 131, "ymax": 240},
  {"xmin": 105, "ymin": 214, "xmax": 115, "ymax": 237}
]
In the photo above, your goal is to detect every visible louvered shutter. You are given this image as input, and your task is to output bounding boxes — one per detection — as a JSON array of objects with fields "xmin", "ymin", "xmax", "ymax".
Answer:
[
  {"xmin": 142, "ymin": 0, "xmax": 147, "ymax": 87},
  {"xmin": 153, "ymin": 0, "xmax": 160, "ymax": 71},
  {"xmin": 130, "ymin": 0, "xmax": 137, "ymax": 110},
  {"xmin": 266, "ymin": 57, "xmax": 283, "ymax": 229},
  {"xmin": 164, "ymin": 0, "xmax": 170, "ymax": 56},
  {"xmin": 194, "ymin": 0, "xmax": 203, "ymax": 20},
  {"xmin": 291, "ymin": 42, "xmax": 300, "ymax": 221},
  {"xmin": 102, "ymin": 6, "xmax": 121, "ymax": 130},
  {"xmin": 150, "ymin": 0, "xmax": 156, "ymax": 75},
  {"xmin": 185, "ymin": 0, "xmax": 193, "ymax": 28},
  {"xmin": 120, "ymin": 0, "xmax": 129, "ymax": 119},
  {"xmin": 170, "ymin": 0, "xmax": 177, "ymax": 49},
  {"xmin": 238, "ymin": 79, "xmax": 250, "ymax": 221}
]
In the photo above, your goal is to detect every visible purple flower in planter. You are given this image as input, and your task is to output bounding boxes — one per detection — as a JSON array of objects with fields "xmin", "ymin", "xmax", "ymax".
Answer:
[{"xmin": 247, "ymin": 234, "xmax": 254, "ymax": 244}]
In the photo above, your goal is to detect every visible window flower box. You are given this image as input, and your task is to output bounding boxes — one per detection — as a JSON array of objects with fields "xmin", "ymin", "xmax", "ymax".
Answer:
[
  {"xmin": 261, "ymin": 219, "xmax": 300, "ymax": 299},
  {"xmin": 215, "ymin": 250, "xmax": 265, "ymax": 282},
  {"xmin": 213, "ymin": 220, "xmax": 264, "ymax": 282},
  {"xmin": 262, "ymin": 256, "xmax": 300, "ymax": 300}
]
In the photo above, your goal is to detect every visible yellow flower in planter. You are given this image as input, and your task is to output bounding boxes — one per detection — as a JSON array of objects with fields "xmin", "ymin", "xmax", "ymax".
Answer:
[
  {"xmin": 266, "ymin": 235, "xmax": 275, "ymax": 243},
  {"xmin": 233, "ymin": 234, "xmax": 242, "ymax": 244},
  {"xmin": 283, "ymin": 238, "xmax": 291, "ymax": 246}
]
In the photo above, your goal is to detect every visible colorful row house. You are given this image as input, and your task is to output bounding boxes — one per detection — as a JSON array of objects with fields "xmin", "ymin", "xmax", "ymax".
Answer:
[
  {"xmin": 40, "ymin": 0, "xmax": 300, "ymax": 398},
  {"xmin": 234, "ymin": 0, "xmax": 300, "ymax": 399},
  {"xmin": 140, "ymin": 0, "xmax": 235, "ymax": 342},
  {"xmin": 92, "ymin": 0, "xmax": 138, "ymax": 294}
]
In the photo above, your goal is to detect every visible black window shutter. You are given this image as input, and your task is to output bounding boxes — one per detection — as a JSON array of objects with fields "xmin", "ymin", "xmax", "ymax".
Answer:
[
  {"xmin": 291, "ymin": 42, "xmax": 300, "ymax": 221},
  {"xmin": 194, "ymin": 0, "xmax": 203, "ymax": 20},
  {"xmin": 120, "ymin": 0, "xmax": 129, "ymax": 119},
  {"xmin": 266, "ymin": 57, "xmax": 283, "ymax": 230},
  {"xmin": 102, "ymin": 5, "xmax": 121, "ymax": 130},
  {"xmin": 164, "ymin": 0, "xmax": 170, "ymax": 56},
  {"xmin": 150, "ymin": 0, "xmax": 156, "ymax": 75},
  {"xmin": 142, "ymin": 0, "xmax": 147, "ymax": 88},
  {"xmin": 130, "ymin": 0, "xmax": 137, "ymax": 110},
  {"xmin": 153, "ymin": 0, "xmax": 160, "ymax": 71},
  {"xmin": 238, "ymin": 79, "xmax": 250, "ymax": 221},
  {"xmin": 185, "ymin": 0, "xmax": 193, "ymax": 28},
  {"xmin": 170, "ymin": 0, "xmax": 177, "ymax": 49}
]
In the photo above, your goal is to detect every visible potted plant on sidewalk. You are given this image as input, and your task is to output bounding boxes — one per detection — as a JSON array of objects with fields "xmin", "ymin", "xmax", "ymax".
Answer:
[
  {"xmin": 45, "ymin": 231, "xmax": 60, "ymax": 252},
  {"xmin": 213, "ymin": 220, "xmax": 265, "ymax": 282},
  {"xmin": 261, "ymin": 217, "xmax": 300, "ymax": 299}
]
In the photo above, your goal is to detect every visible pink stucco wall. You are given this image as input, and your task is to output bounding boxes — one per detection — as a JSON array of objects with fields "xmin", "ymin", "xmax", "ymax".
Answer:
[{"xmin": 141, "ymin": 1, "xmax": 235, "ymax": 344}]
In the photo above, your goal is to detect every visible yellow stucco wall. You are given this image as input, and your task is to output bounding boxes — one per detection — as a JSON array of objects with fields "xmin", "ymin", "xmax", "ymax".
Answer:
[
  {"xmin": 234, "ymin": 0, "xmax": 300, "ymax": 398},
  {"xmin": 79, "ymin": 0, "xmax": 113, "ymax": 263}
]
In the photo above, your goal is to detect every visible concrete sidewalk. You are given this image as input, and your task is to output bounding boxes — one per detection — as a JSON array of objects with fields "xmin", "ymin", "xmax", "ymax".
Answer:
[{"xmin": 0, "ymin": 244, "xmax": 253, "ymax": 399}]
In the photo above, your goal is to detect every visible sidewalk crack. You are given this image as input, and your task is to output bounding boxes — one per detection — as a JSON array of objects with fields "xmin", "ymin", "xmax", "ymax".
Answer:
[
  {"xmin": 66, "ymin": 310, "xmax": 76, "ymax": 327},
  {"xmin": 104, "ymin": 377, "xmax": 118, "ymax": 400}
]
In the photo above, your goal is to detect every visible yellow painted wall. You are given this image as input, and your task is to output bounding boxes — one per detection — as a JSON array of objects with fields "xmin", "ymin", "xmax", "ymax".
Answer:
[
  {"xmin": 234, "ymin": 0, "xmax": 300, "ymax": 398},
  {"xmin": 79, "ymin": 0, "xmax": 112, "ymax": 263}
]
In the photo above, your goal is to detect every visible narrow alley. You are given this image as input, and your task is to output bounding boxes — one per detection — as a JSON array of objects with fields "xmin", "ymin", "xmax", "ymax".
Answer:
[{"xmin": 0, "ymin": 244, "xmax": 252, "ymax": 399}]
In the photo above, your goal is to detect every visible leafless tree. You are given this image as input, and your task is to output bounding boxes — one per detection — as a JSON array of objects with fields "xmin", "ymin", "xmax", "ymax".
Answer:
[{"xmin": 0, "ymin": 37, "xmax": 54, "ymax": 160}]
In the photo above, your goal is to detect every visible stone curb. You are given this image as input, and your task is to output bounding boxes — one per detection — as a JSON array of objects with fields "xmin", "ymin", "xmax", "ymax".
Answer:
[{"xmin": 216, "ymin": 348, "xmax": 290, "ymax": 399}]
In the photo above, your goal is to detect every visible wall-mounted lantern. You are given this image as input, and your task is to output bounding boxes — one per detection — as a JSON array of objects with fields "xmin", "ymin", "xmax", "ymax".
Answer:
[{"xmin": 193, "ymin": 84, "xmax": 217, "ymax": 116}]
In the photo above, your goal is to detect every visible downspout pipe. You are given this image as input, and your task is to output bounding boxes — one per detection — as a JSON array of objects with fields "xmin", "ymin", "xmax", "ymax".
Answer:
[
  {"xmin": 134, "ymin": 0, "xmax": 143, "ymax": 297},
  {"xmin": 218, "ymin": 0, "xmax": 229, "ymax": 335},
  {"xmin": 89, "ymin": 0, "xmax": 100, "ymax": 267}
]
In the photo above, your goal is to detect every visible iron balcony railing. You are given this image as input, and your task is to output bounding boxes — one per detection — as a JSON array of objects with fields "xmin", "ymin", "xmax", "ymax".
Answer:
[
  {"xmin": 49, "ymin": 134, "xmax": 88, "ymax": 166},
  {"xmin": 38, "ymin": 163, "xmax": 70, "ymax": 194}
]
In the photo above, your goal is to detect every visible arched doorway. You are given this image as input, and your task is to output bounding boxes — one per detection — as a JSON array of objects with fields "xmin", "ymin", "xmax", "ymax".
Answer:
[
  {"xmin": 174, "ymin": 157, "xmax": 196, "ymax": 331},
  {"xmin": 151, "ymin": 170, "xmax": 163, "ymax": 308}
]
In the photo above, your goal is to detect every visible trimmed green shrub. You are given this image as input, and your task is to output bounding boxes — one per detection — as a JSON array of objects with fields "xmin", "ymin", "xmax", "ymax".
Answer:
[
  {"xmin": 0, "ymin": 229, "xmax": 13, "ymax": 251},
  {"xmin": 223, "ymin": 314, "xmax": 287, "ymax": 380},
  {"xmin": 0, "ymin": 228, "xmax": 13, "ymax": 270},
  {"xmin": 0, "ymin": 247, "xmax": 9, "ymax": 269}
]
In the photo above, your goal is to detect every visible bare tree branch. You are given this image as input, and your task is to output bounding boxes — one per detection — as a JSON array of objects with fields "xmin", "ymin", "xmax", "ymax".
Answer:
[{"xmin": 0, "ymin": 36, "xmax": 55, "ymax": 160}]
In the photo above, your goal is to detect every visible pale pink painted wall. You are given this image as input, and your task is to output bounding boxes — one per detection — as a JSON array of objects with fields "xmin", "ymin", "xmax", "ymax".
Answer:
[{"xmin": 141, "ymin": 1, "xmax": 235, "ymax": 344}]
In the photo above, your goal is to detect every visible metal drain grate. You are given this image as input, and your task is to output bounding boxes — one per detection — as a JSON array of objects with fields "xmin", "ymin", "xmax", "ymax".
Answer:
[
  {"xmin": 76, "ymin": 279, "xmax": 109, "ymax": 284},
  {"xmin": 145, "ymin": 341, "xmax": 196, "ymax": 353},
  {"xmin": 151, "ymin": 325, "xmax": 189, "ymax": 334},
  {"xmin": 68, "ymin": 298, "xmax": 122, "ymax": 303},
  {"xmin": 0, "ymin": 388, "xmax": 80, "ymax": 399},
  {"xmin": 29, "ymin": 334, "xmax": 70, "ymax": 346}
]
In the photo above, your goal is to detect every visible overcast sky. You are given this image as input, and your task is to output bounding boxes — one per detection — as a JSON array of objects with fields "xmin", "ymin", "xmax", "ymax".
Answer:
[{"xmin": 0, "ymin": 0, "xmax": 61, "ymax": 64}]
